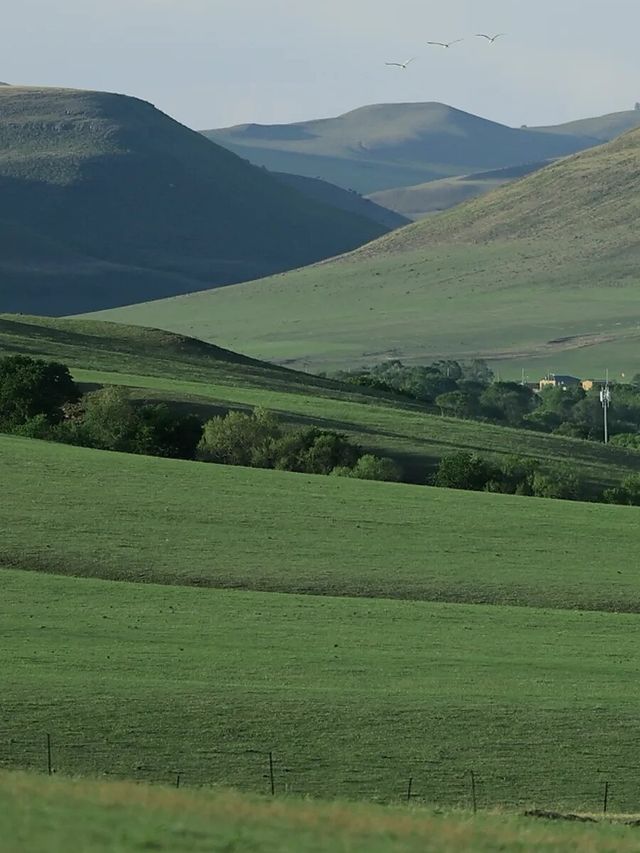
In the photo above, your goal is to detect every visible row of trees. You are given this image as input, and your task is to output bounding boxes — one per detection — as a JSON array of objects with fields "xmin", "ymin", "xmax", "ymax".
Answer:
[
  {"xmin": 434, "ymin": 451, "xmax": 640, "ymax": 506},
  {"xmin": 336, "ymin": 359, "xmax": 640, "ymax": 443},
  {"xmin": 0, "ymin": 356, "xmax": 401, "ymax": 481}
]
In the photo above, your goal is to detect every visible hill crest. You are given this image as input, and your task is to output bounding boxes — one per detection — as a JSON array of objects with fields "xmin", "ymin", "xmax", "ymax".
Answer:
[{"xmin": 0, "ymin": 86, "xmax": 389, "ymax": 315}]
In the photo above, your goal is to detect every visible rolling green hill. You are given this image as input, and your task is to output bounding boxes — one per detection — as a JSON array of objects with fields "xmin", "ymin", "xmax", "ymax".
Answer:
[
  {"xmin": 97, "ymin": 127, "xmax": 640, "ymax": 377},
  {"xmin": 3, "ymin": 431, "xmax": 640, "ymax": 609},
  {"xmin": 3, "ymin": 551, "xmax": 640, "ymax": 809},
  {"xmin": 0, "ymin": 86, "xmax": 389, "ymax": 316},
  {"xmin": 203, "ymin": 102, "xmax": 592, "ymax": 194},
  {"xmin": 368, "ymin": 162, "xmax": 550, "ymax": 220},
  {"xmin": 4, "ymin": 313, "xmax": 640, "ymax": 491}
]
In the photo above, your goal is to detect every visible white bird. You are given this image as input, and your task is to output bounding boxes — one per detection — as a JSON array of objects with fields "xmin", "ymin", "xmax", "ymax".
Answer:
[
  {"xmin": 476, "ymin": 33, "xmax": 505, "ymax": 43},
  {"xmin": 426, "ymin": 39, "xmax": 464, "ymax": 48},
  {"xmin": 385, "ymin": 58, "xmax": 415, "ymax": 69}
]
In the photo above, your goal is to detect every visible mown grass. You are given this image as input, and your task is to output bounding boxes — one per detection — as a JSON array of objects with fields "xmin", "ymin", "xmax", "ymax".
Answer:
[
  {"xmin": 3, "ymin": 771, "xmax": 640, "ymax": 853},
  {"xmin": 3, "ymin": 314, "xmax": 640, "ymax": 489},
  {"xmin": 3, "ymin": 434, "xmax": 640, "ymax": 611},
  {"xmin": 3, "ymin": 568, "xmax": 640, "ymax": 810}
]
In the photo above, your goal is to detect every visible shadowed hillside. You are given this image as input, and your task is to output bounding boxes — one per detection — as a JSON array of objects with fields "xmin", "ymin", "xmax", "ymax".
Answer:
[
  {"xmin": 95, "ymin": 128, "xmax": 640, "ymax": 376},
  {"xmin": 0, "ymin": 86, "xmax": 389, "ymax": 316},
  {"xmin": 203, "ymin": 102, "xmax": 594, "ymax": 194}
]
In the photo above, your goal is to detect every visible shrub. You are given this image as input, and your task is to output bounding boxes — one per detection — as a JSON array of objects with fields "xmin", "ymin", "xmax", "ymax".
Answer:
[
  {"xmin": 272, "ymin": 428, "xmax": 361, "ymax": 475},
  {"xmin": 80, "ymin": 386, "xmax": 140, "ymax": 452},
  {"xmin": 0, "ymin": 355, "xmax": 79, "ymax": 428},
  {"xmin": 603, "ymin": 474, "xmax": 640, "ymax": 506},
  {"xmin": 531, "ymin": 465, "xmax": 584, "ymax": 501},
  {"xmin": 341, "ymin": 454, "xmax": 402, "ymax": 482},
  {"xmin": 434, "ymin": 452, "xmax": 497, "ymax": 491},
  {"xmin": 198, "ymin": 408, "xmax": 281, "ymax": 466}
]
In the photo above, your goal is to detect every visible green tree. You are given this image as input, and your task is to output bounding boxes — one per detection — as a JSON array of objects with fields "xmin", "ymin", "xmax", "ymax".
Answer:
[
  {"xmin": 341, "ymin": 454, "xmax": 403, "ymax": 482},
  {"xmin": 0, "ymin": 355, "xmax": 79, "ymax": 428},
  {"xmin": 79, "ymin": 386, "xmax": 139, "ymax": 452},
  {"xmin": 133, "ymin": 404, "xmax": 203, "ymax": 460},
  {"xmin": 434, "ymin": 452, "xmax": 496, "ymax": 491},
  {"xmin": 603, "ymin": 474, "xmax": 640, "ymax": 506},
  {"xmin": 435, "ymin": 390, "xmax": 478, "ymax": 419},
  {"xmin": 198, "ymin": 408, "xmax": 281, "ymax": 466},
  {"xmin": 479, "ymin": 382, "xmax": 536, "ymax": 426},
  {"xmin": 531, "ymin": 464, "xmax": 584, "ymax": 501},
  {"xmin": 273, "ymin": 428, "xmax": 361, "ymax": 475}
]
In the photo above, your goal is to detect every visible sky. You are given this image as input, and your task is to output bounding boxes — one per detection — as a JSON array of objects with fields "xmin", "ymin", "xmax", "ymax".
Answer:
[{"xmin": 4, "ymin": 0, "xmax": 640, "ymax": 130}]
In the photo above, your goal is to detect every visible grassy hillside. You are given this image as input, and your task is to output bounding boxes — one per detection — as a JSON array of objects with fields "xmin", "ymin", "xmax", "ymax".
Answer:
[
  {"xmin": 4, "ymin": 314, "xmax": 640, "ymax": 490},
  {"xmin": 3, "ymin": 564, "xmax": 640, "ymax": 810},
  {"xmin": 368, "ymin": 162, "xmax": 550, "ymax": 220},
  {"xmin": 203, "ymin": 102, "xmax": 592, "ymax": 194},
  {"xmin": 274, "ymin": 171, "xmax": 409, "ymax": 229},
  {"xmin": 0, "ymin": 86, "xmax": 388, "ymax": 316},
  {"xmin": 534, "ymin": 109, "xmax": 640, "ymax": 141},
  {"xmin": 5, "ymin": 773, "xmax": 639, "ymax": 853},
  {"xmin": 98, "ymin": 128, "xmax": 640, "ymax": 377},
  {"xmin": 3, "ymin": 433, "xmax": 640, "ymax": 610}
]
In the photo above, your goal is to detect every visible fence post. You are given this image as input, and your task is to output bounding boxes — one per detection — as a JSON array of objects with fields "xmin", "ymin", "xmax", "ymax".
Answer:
[
  {"xmin": 469, "ymin": 770, "xmax": 477, "ymax": 814},
  {"xmin": 603, "ymin": 781, "xmax": 609, "ymax": 815},
  {"xmin": 269, "ymin": 751, "xmax": 275, "ymax": 796},
  {"xmin": 176, "ymin": 773, "xmax": 181, "ymax": 789},
  {"xmin": 407, "ymin": 777, "xmax": 413, "ymax": 803},
  {"xmin": 46, "ymin": 733, "xmax": 52, "ymax": 776}
]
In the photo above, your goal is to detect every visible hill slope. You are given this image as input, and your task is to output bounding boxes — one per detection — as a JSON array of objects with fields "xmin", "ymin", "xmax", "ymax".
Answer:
[
  {"xmin": 0, "ymin": 86, "xmax": 389, "ymax": 316},
  {"xmin": 368, "ymin": 161, "xmax": 550, "ymax": 220},
  {"xmin": 534, "ymin": 109, "xmax": 640, "ymax": 141},
  {"xmin": 97, "ymin": 128, "xmax": 640, "ymax": 376},
  {"xmin": 203, "ymin": 102, "xmax": 593, "ymax": 194},
  {"xmin": 273, "ymin": 170, "xmax": 409, "ymax": 228}
]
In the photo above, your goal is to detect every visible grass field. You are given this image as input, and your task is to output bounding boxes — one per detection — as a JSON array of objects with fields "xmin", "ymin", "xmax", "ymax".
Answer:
[
  {"xmin": 96, "ymin": 128, "xmax": 640, "ymax": 378},
  {"xmin": 5, "ymin": 772, "xmax": 640, "ymax": 853},
  {"xmin": 3, "ymin": 566, "xmax": 640, "ymax": 811},
  {"xmin": 3, "ymin": 433, "xmax": 640, "ymax": 610},
  {"xmin": 3, "ymin": 313, "xmax": 640, "ymax": 491}
]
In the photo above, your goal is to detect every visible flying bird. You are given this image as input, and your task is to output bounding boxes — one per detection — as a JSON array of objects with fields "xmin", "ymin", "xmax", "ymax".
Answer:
[
  {"xmin": 476, "ymin": 33, "xmax": 505, "ymax": 43},
  {"xmin": 385, "ymin": 58, "xmax": 415, "ymax": 69},
  {"xmin": 427, "ymin": 39, "xmax": 464, "ymax": 48}
]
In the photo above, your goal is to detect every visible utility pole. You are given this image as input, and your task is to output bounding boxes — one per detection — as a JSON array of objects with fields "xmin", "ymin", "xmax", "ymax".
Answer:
[{"xmin": 600, "ymin": 370, "xmax": 611, "ymax": 444}]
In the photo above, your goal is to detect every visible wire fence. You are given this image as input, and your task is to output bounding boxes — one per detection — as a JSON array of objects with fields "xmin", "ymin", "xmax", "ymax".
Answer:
[{"xmin": 3, "ymin": 731, "xmax": 640, "ymax": 815}]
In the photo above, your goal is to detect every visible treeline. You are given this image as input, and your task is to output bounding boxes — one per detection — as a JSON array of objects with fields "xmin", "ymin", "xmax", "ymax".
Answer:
[
  {"xmin": 433, "ymin": 451, "xmax": 640, "ymax": 506},
  {"xmin": 335, "ymin": 360, "xmax": 640, "ymax": 443},
  {"xmin": 0, "ymin": 355, "xmax": 400, "ymax": 481},
  {"xmin": 3, "ymin": 355, "xmax": 640, "ymax": 506}
]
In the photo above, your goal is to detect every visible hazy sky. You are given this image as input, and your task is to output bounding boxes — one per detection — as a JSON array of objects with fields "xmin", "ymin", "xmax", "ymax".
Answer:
[{"xmin": 5, "ymin": 0, "xmax": 640, "ymax": 130}]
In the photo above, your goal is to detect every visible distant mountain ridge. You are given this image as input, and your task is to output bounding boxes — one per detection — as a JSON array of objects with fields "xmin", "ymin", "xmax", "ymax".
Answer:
[
  {"xmin": 203, "ymin": 102, "xmax": 597, "ymax": 194},
  {"xmin": 0, "ymin": 86, "xmax": 391, "ymax": 316}
]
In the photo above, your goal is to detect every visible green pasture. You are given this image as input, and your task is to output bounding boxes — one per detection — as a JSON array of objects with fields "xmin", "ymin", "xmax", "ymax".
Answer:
[
  {"xmin": 3, "ymin": 314, "xmax": 640, "ymax": 489},
  {"xmin": 2, "ymin": 434, "xmax": 640, "ymax": 611},
  {"xmin": 3, "ymin": 772, "xmax": 640, "ymax": 853},
  {"xmin": 3, "ymin": 568, "xmax": 640, "ymax": 811},
  {"xmin": 95, "ymin": 239, "xmax": 640, "ymax": 378}
]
